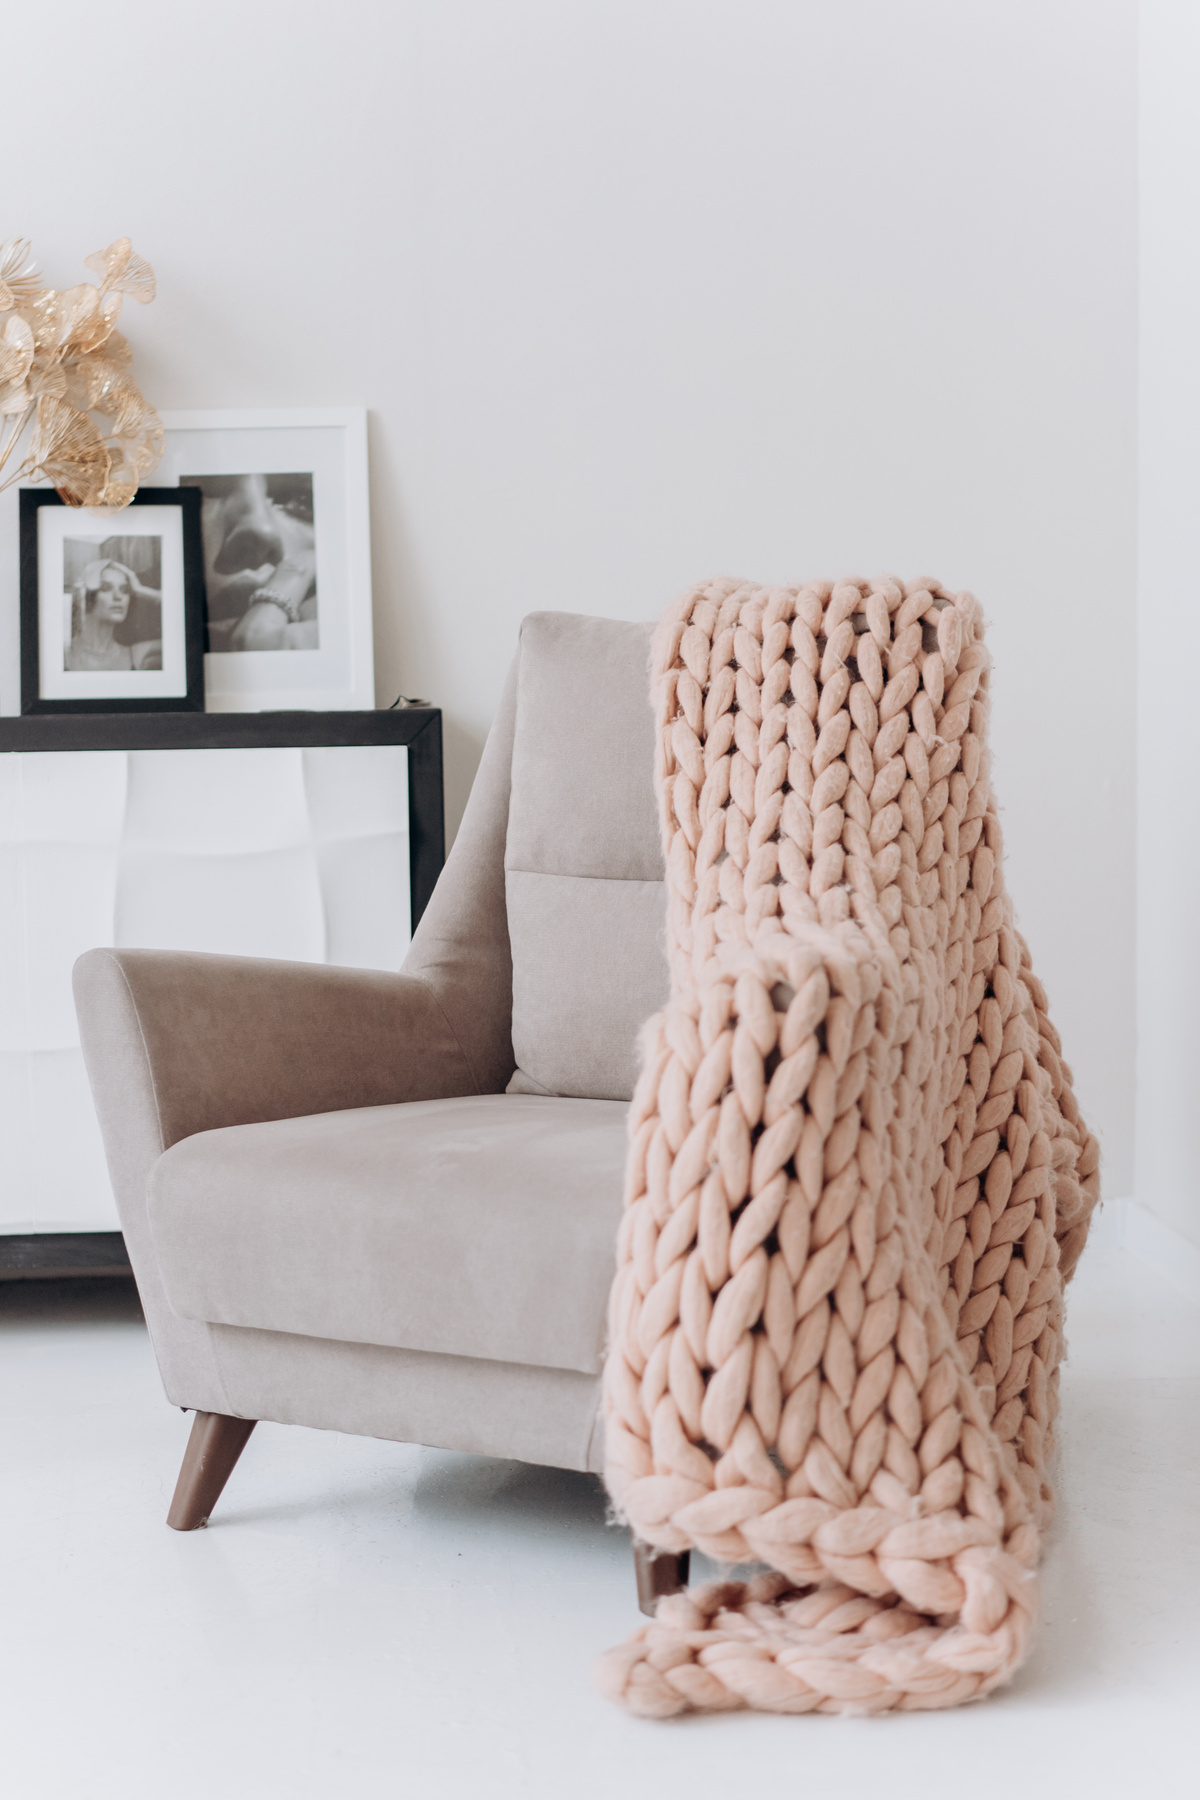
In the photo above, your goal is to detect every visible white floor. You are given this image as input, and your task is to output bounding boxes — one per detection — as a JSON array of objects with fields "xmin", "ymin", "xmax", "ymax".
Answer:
[{"xmin": 3, "ymin": 1238, "xmax": 1199, "ymax": 1800}]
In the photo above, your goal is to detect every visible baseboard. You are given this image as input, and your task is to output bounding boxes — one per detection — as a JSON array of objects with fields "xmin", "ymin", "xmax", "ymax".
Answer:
[{"xmin": 1097, "ymin": 1196, "xmax": 1200, "ymax": 1307}]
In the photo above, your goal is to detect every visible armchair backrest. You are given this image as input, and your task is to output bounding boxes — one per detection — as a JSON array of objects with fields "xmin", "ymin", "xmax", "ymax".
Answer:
[{"xmin": 403, "ymin": 613, "xmax": 668, "ymax": 1100}]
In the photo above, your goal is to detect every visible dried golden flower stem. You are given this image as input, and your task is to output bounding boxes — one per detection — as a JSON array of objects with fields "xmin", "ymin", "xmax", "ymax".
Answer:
[{"xmin": 0, "ymin": 237, "xmax": 162, "ymax": 509}]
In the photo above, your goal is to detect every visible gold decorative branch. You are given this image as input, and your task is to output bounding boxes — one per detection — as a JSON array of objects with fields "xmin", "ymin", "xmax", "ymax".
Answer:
[{"xmin": 0, "ymin": 237, "xmax": 162, "ymax": 509}]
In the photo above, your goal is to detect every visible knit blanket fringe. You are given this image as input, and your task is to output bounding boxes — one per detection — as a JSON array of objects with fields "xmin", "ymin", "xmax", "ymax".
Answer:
[{"xmin": 596, "ymin": 575, "xmax": 1098, "ymax": 1717}]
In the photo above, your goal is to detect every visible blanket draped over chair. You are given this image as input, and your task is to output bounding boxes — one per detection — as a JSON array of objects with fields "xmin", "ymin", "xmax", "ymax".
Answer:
[{"xmin": 597, "ymin": 575, "xmax": 1098, "ymax": 1717}]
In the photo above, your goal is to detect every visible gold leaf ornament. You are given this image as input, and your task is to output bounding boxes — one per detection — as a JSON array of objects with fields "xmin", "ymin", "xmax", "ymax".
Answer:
[
  {"xmin": 31, "ymin": 284, "xmax": 117, "ymax": 358},
  {"xmin": 0, "ymin": 236, "xmax": 159, "ymax": 504},
  {"xmin": 128, "ymin": 414, "xmax": 164, "ymax": 475},
  {"xmin": 32, "ymin": 393, "xmax": 112, "ymax": 507},
  {"xmin": 84, "ymin": 237, "xmax": 156, "ymax": 305},
  {"xmin": 98, "ymin": 327, "xmax": 133, "ymax": 369},
  {"xmin": 33, "ymin": 360, "xmax": 68, "ymax": 403},
  {"xmin": 106, "ymin": 413, "xmax": 164, "ymax": 488},
  {"xmin": 0, "ymin": 237, "xmax": 43, "ymax": 310},
  {"xmin": 0, "ymin": 313, "xmax": 34, "ymax": 411},
  {"xmin": 68, "ymin": 358, "xmax": 149, "ymax": 435}
]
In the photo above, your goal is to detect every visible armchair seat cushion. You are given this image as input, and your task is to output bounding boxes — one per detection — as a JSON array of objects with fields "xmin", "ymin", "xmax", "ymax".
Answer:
[{"xmin": 148, "ymin": 1093, "xmax": 627, "ymax": 1376}]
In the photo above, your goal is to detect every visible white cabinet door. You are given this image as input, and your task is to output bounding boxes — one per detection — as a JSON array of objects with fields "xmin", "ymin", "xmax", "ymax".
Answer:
[{"xmin": 0, "ymin": 745, "xmax": 409, "ymax": 1231}]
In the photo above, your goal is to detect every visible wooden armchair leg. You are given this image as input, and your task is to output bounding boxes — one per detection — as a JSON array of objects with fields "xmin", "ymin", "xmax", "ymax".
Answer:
[
  {"xmin": 633, "ymin": 1540, "xmax": 691, "ymax": 1617},
  {"xmin": 167, "ymin": 1411, "xmax": 257, "ymax": 1531}
]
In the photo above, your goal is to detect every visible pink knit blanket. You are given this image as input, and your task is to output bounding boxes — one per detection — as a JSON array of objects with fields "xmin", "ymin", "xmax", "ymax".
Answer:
[{"xmin": 597, "ymin": 576, "xmax": 1097, "ymax": 1717}]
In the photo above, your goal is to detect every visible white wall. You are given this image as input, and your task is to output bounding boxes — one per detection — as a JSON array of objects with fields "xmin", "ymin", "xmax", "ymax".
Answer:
[
  {"xmin": 3, "ymin": 0, "xmax": 1136, "ymax": 1189},
  {"xmin": 1138, "ymin": 2, "xmax": 1200, "ymax": 1251}
]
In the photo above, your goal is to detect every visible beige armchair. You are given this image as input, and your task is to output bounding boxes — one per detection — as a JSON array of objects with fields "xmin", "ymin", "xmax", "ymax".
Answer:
[{"xmin": 74, "ymin": 613, "xmax": 681, "ymax": 1606}]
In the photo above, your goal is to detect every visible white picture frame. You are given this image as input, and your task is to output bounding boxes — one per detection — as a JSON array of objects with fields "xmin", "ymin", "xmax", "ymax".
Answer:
[{"xmin": 155, "ymin": 408, "xmax": 375, "ymax": 713}]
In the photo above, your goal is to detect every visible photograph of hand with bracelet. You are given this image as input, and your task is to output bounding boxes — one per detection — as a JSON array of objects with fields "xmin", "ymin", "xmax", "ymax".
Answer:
[{"xmin": 181, "ymin": 471, "xmax": 318, "ymax": 652}]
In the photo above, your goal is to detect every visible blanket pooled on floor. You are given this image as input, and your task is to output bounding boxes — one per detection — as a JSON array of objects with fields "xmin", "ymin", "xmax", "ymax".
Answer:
[{"xmin": 596, "ymin": 575, "xmax": 1098, "ymax": 1717}]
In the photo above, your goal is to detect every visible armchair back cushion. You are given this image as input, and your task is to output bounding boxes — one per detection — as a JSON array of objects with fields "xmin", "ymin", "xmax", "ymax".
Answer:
[{"xmin": 504, "ymin": 613, "xmax": 668, "ymax": 1100}]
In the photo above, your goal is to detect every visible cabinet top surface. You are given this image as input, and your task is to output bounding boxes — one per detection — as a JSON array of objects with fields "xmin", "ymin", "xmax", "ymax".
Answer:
[{"xmin": 0, "ymin": 708, "xmax": 439, "ymax": 754}]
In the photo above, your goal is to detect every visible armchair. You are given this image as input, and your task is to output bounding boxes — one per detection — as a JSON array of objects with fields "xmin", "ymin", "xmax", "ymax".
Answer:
[{"xmin": 74, "ymin": 613, "xmax": 679, "ymax": 1606}]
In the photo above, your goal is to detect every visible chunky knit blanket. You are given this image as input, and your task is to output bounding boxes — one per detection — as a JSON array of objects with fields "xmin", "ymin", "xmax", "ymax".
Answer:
[{"xmin": 596, "ymin": 575, "xmax": 1098, "ymax": 1717}]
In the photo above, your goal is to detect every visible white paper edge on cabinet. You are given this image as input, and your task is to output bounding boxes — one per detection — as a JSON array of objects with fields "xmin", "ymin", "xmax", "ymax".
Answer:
[{"xmin": 156, "ymin": 408, "xmax": 374, "ymax": 713}]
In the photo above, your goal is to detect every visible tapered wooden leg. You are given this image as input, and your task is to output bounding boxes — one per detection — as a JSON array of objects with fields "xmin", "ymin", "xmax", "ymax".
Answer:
[
  {"xmin": 633, "ymin": 1540, "xmax": 691, "ymax": 1617},
  {"xmin": 167, "ymin": 1412, "xmax": 257, "ymax": 1531}
]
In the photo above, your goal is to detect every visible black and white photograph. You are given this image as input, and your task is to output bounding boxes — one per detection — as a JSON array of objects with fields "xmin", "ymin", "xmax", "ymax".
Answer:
[
  {"xmin": 155, "ymin": 409, "xmax": 373, "ymax": 712},
  {"xmin": 180, "ymin": 471, "xmax": 319, "ymax": 653},
  {"xmin": 20, "ymin": 487, "xmax": 205, "ymax": 714},
  {"xmin": 61, "ymin": 534, "xmax": 163, "ymax": 672}
]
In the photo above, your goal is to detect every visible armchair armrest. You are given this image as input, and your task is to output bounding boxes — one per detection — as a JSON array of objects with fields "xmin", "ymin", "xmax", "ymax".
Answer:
[
  {"xmin": 74, "ymin": 947, "xmax": 477, "ymax": 1153},
  {"xmin": 72, "ymin": 948, "xmax": 480, "ymax": 1416}
]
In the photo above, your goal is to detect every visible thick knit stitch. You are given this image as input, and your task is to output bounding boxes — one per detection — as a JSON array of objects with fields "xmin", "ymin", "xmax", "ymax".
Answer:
[{"xmin": 595, "ymin": 575, "xmax": 1098, "ymax": 1718}]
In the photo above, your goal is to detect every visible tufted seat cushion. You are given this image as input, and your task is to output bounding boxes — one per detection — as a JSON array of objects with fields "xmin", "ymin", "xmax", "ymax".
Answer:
[{"xmin": 149, "ymin": 1093, "xmax": 627, "ymax": 1374}]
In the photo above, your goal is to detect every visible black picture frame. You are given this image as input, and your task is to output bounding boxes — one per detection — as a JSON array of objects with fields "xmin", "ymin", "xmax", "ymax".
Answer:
[{"xmin": 19, "ymin": 486, "xmax": 207, "ymax": 715}]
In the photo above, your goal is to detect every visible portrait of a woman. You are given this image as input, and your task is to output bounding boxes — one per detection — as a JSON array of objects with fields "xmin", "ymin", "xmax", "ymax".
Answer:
[{"xmin": 63, "ymin": 548, "xmax": 163, "ymax": 672}]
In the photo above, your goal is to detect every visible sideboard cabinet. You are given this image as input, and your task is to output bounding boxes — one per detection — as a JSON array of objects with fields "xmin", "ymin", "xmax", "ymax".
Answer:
[{"xmin": 0, "ymin": 709, "xmax": 442, "ymax": 1236}]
